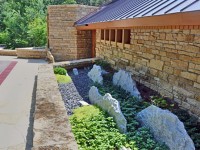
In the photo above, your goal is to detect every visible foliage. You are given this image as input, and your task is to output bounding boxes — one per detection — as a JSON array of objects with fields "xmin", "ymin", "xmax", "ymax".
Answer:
[
  {"xmin": 55, "ymin": 74, "xmax": 72, "ymax": 84},
  {"xmin": 95, "ymin": 59, "xmax": 111, "ymax": 69},
  {"xmin": 95, "ymin": 81, "xmax": 169, "ymax": 150},
  {"xmin": 0, "ymin": 0, "xmax": 76, "ymax": 49},
  {"xmin": 150, "ymin": 96, "xmax": 175, "ymax": 110},
  {"xmin": 54, "ymin": 67, "xmax": 67, "ymax": 75},
  {"xmin": 76, "ymin": 0, "xmax": 111, "ymax": 6},
  {"xmin": 97, "ymin": 60, "xmax": 199, "ymax": 149},
  {"xmin": 70, "ymin": 105, "xmax": 137, "ymax": 150},
  {"xmin": 172, "ymin": 109, "xmax": 200, "ymax": 149},
  {"xmin": 0, "ymin": 31, "xmax": 9, "ymax": 44},
  {"xmin": 0, "ymin": 0, "xmax": 111, "ymax": 49},
  {"xmin": 27, "ymin": 16, "xmax": 47, "ymax": 47}
]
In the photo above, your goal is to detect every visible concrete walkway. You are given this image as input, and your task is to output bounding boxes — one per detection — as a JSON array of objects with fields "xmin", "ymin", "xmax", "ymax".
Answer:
[{"xmin": 0, "ymin": 56, "xmax": 47, "ymax": 150}]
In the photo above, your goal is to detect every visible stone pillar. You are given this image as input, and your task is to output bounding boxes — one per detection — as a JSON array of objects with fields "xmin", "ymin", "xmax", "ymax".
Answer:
[{"xmin": 48, "ymin": 5, "xmax": 97, "ymax": 61}]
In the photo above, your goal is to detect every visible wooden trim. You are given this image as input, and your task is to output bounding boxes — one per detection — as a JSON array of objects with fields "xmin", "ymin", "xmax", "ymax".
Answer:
[
  {"xmin": 115, "ymin": 29, "xmax": 117, "ymax": 46},
  {"xmin": 76, "ymin": 11, "xmax": 200, "ymax": 30},
  {"xmin": 104, "ymin": 29, "xmax": 106, "ymax": 44},
  {"xmin": 122, "ymin": 29, "xmax": 125, "ymax": 48},
  {"xmin": 47, "ymin": 13, "xmax": 50, "ymax": 48},
  {"xmin": 109, "ymin": 29, "xmax": 111, "ymax": 45},
  {"xmin": 92, "ymin": 30, "xmax": 96, "ymax": 58}
]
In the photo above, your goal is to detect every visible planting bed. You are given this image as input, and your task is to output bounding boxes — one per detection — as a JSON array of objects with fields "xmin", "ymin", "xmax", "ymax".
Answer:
[{"xmin": 54, "ymin": 62, "xmax": 200, "ymax": 150}]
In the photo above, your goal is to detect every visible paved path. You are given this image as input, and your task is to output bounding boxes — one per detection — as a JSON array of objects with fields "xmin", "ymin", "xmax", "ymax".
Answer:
[{"xmin": 0, "ymin": 56, "xmax": 47, "ymax": 150}]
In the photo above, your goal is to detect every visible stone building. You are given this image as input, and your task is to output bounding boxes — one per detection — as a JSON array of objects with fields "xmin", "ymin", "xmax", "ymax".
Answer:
[{"xmin": 48, "ymin": 1, "xmax": 200, "ymax": 119}]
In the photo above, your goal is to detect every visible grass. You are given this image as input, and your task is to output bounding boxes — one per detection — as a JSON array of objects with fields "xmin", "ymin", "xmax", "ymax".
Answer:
[{"xmin": 55, "ymin": 74, "xmax": 72, "ymax": 84}]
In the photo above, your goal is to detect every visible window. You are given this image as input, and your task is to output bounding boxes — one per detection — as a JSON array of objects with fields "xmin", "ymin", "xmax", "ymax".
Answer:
[
  {"xmin": 117, "ymin": 29, "xmax": 122, "ymax": 43},
  {"xmin": 124, "ymin": 29, "xmax": 131, "ymax": 44},
  {"xmin": 110, "ymin": 29, "xmax": 115, "ymax": 42},
  {"xmin": 105, "ymin": 29, "xmax": 109, "ymax": 41},
  {"xmin": 101, "ymin": 29, "xmax": 104, "ymax": 40}
]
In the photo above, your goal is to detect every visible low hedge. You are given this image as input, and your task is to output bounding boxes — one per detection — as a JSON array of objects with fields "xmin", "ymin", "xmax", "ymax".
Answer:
[{"xmin": 54, "ymin": 67, "xmax": 67, "ymax": 75}]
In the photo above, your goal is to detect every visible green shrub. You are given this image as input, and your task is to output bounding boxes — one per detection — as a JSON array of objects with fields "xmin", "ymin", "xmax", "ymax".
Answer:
[
  {"xmin": 70, "ymin": 106, "xmax": 138, "ymax": 150},
  {"xmin": 54, "ymin": 67, "xmax": 67, "ymax": 75},
  {"xmin": 55, "ymin": 74, "xmax": 72, "ymax": 84}
]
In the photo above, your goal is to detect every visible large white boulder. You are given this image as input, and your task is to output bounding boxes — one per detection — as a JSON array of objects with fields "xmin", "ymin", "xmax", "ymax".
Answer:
[
  {"xmin": 136, "ymin": 105, "xmax": 195, "ymax": 150},
  {"xmin": 113, "ymin": 70, "xmax": 141, "ymax": 99},
  {"xmin": 89, "ymin": 86, "xmax": 127, "ymax": 133},
  {"xmin": 88, "ymin": 65, "xmax": 103, "ymax": 85}
]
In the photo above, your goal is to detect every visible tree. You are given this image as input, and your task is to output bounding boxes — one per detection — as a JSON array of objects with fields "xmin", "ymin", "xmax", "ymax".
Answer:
[{"xmin": 0, "ymin": 0, "xmax": 108, "ymax": 49}]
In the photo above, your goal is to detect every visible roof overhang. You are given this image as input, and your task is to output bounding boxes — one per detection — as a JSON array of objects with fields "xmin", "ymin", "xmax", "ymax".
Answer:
[{"xmin": 76, "ymin": 10, "xmax": 200, "ymax": 30}]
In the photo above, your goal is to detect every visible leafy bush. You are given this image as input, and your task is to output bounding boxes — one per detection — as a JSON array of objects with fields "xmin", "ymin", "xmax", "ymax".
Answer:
[
  {"xmin": 173, "ymin": 109, "xmax": 200, "ymax": 149},
  {"xmin": 55, "ymin": 74, "xmax": 72, "ymax": 84},
  {"xmin": 54, "ymin": 67, "xmax": 67, "ymax": 75},
  {"xmin": 70, "ymin": 106, "xmax": 137, "ymax": 150}
]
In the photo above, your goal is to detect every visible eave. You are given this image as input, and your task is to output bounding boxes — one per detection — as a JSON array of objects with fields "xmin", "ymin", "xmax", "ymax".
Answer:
[{"xmin": 75, "ymin": 10, "xmax": 200, "ymax": 30}]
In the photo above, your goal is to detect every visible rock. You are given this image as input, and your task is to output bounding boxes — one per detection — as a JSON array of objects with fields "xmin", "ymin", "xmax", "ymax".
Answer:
[
  {"xmin": 89, "ymin": 86, "xmax": 127, "ymax": 133},
  {"xmin": 79, "ymin": 101, "xmax": 89, "ymax": 106},
  {"xmin": 102, "ymin": 69, "xmax": 109, "ymax": 75},
  {"xmin": 113, "ymin": 69, "xmax": 141, "ymax": 99},
  {"xmin": 47, "ymin": 51, "xmax": 55, "ymax": 63},
  {"xmin": 88, "ymin": 64, "xmax": 103, "ymax": 85},
  {"xmin": 73, "ymin": 68, "xmax": 79, "ymax": 75},
  {"xmin": 136, "ymin": 105, "xmax": 195, "ymax": 150},
  {"xmin": 120, "ymin": 146, "xmax": 131, "ymax": 150}
]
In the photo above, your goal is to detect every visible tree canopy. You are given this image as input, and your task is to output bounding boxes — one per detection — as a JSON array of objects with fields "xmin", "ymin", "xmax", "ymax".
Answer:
[{"xmin": 0, "ymin": 0, "xmax": 109, "ymax": 49}]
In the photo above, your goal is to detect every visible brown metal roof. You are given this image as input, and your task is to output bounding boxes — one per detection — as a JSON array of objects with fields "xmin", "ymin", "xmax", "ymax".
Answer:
[{"xmin": 76, "ymin": 0, "xmax": 200, "ymax": 26}]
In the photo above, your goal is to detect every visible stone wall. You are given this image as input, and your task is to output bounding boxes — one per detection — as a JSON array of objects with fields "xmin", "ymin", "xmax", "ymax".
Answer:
[
  {"xmin": 32, "ymin": 64, "xmax": 78, "ymax": 149},
  {"xmin": 16, "ymin": 48, "xmax": 47, "ymax": 59},
  {"xmin": 48, "ymin": 5, "xmax": 97, "ymax": 61},
  {"xmin": 96, "ymin": 28, "xmax": 200, "ymax": 119},
  {"xmin": 77, "ymin": 30, "xmax": 92, "ymax": 59},
  {"xmin": 0, "ymin": 50, "xmax": 17, "ymax": 56}
]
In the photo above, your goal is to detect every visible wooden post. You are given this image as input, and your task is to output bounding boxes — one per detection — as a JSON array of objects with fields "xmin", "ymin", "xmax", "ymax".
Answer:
[
  {"xmin": 92, "ymin": 30, "xmax": 96, "ymax": 58},
  {"xmin": 47, "ymin": 13, "xmax": 50, "ymax": 49}
]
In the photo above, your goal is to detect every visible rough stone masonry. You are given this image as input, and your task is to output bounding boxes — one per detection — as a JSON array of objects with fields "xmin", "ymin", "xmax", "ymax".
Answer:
[
  {"xmin": 48, "ymin": 5, "xmax": 97, "ymax": 61},
  {"xmin": 96, "ymin": 28, "xmax": 200, "ymax": 119}
]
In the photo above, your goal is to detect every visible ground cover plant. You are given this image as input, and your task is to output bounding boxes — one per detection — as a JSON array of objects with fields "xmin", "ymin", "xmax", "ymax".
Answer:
[
  {"xmin": 70, "ymin": 105, "xmax": 139, "ymax": 150},
  {"xmin": 96, "ymin": 60, "xmax": 200, "ymax": 149},
  {"xmin": 55, "ymin": 74, "xmax": 72, "ymax": 84},
  {"xmin": 95, "ymin": 82, "xmax": 168, "ymax": 150}
]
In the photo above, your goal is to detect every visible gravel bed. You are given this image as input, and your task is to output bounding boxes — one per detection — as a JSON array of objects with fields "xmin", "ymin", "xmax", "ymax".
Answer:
[
  {"xmin": 59, "ymin": 67, "xmax": 92, "ymax": 115},
  {"xmin": 68, "ymin": 67, "xmax": 92, "ymax": 103},
  {"xmin": 59, "ymin": 83, "xmax": 82, "ymax": 115}
]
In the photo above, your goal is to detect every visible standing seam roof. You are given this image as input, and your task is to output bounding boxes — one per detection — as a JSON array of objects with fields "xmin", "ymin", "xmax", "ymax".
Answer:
[{"xmin": 76, "ymin": 0, "xmax": 200, "ymax": 26}]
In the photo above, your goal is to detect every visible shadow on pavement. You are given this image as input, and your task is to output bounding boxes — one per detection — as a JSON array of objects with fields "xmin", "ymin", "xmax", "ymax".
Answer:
[{"xmin": 25, "ymin": 76, "xmax": 37, "ymax": 150}]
